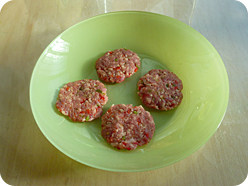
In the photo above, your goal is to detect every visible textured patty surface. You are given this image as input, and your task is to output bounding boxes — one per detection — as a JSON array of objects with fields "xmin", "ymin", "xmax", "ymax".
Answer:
[
  {"xmin": 56, "ymin": 79, "xmax": 108, "ymax": 122},
  {"xmin": 96, "ymin": 48, "xmax": 140, "ymax": 83},
  {"xmin": 137, "ymin": 69, "xmax": 183, "ymax": 110},
  {"xmin": 101, "ymin": 104, "xmax": 155, "ymax": 150}
]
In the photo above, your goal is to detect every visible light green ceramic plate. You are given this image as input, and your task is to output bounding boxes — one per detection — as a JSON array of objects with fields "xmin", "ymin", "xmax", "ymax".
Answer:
[{"xmin": 30, "ymin": 11, "xmax": 229, "ymax": 172}]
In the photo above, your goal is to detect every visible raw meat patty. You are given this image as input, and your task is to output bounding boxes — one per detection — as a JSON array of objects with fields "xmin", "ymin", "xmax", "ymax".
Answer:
[
  {"xmin": 96, "ymin": 48, "xmax": 141, "ymax": 83},
  {"xmin": 137, "ymin": 69, "xmax": 183, "ymax": 111},
  {"xmin": 56, "ymin": 79, "xmax": 108, "ymax": 122},
  {"xmin": 101, "ymin": 104, "xmax": 155, "ymax": 150}
]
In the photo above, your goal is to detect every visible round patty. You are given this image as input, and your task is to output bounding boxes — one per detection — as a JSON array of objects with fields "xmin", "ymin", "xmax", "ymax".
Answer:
[
  {"xmin": 95, "ymin": 48, "xmax": 141, "ymax": 83},
  {"xmin": 101, "ymin": 104, "xmax": 155, "ymax": 150},
  {"xmin": 56, "ymin": 79, "xmax": 108, "ymax": 122},
  {"xmin": 137, "ymin": 69, "xmax": 183, "ymax": 111}
]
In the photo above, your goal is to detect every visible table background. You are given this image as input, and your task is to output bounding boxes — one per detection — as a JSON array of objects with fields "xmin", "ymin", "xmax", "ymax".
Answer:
[{"xmin": 0, "ymin": 0, "xmax": 247, "ymax": 185}]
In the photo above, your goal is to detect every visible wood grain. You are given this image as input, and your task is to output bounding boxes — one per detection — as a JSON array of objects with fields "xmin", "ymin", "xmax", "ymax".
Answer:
[{"xmin": 0, "ymin": 0, "xmax": 247, "ymax": 185}]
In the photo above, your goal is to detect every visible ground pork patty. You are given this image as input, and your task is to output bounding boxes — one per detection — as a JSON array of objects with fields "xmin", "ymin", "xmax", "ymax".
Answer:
[
  {"xmin": 56, "ymin": 79, "xmax": 108, "ymax": 122},
  {"xmin": 137, "ymin": 69, "xmax": 183, "ymax": 111},
  {"xmin": 101, "ymin": 104, "xmax": 155, "ymax": 150},
  {"xmin": 95, "ymin": 48, "xmax": 141, "ymax": 83}
]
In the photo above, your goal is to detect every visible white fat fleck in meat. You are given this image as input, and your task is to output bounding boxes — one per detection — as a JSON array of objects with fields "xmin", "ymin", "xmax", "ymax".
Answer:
[
  {"xmin": 61, "ymin": 110, "xmax": 68, "ymax": 115},
  {"xmin": 146, "ymin": 97, "xmax": 152, "ymax": 103}
]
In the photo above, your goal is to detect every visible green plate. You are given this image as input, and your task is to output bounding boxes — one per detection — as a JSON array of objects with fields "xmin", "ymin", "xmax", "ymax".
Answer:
[{"xmin": 30, "ymin": 11, "xmax": 229, "ymax": 172}]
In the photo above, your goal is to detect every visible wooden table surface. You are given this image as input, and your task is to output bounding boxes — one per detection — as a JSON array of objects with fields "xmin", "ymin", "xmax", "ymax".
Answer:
[{"xmin": 1, "ymin": 0, "xmax": 247, "ymax": 185}]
